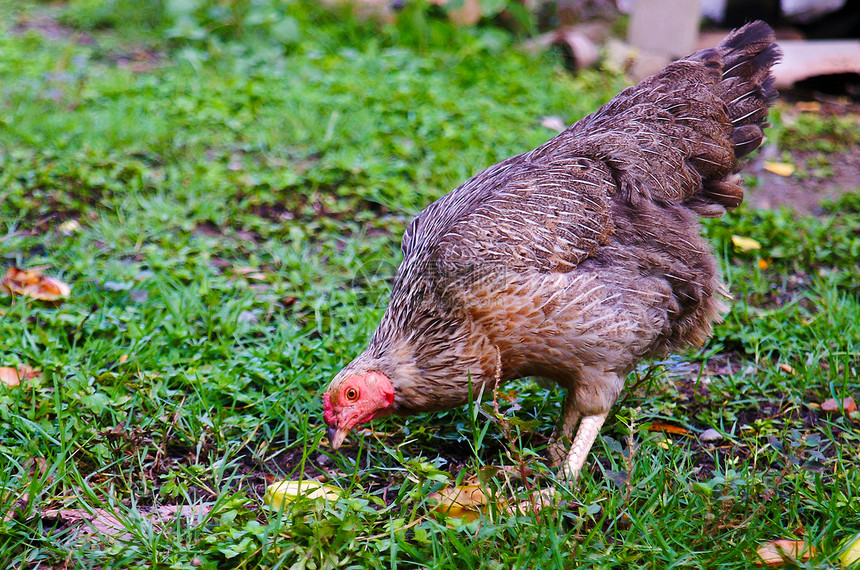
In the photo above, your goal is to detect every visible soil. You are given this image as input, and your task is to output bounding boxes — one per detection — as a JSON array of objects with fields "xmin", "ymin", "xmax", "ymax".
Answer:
[
  {"xmin": 746, "ymin": 95, "xmax": 860, "ymax": 214},
  {"xmin": 746, "ymin": 145, "xmax": 860, "ymax": 214}
]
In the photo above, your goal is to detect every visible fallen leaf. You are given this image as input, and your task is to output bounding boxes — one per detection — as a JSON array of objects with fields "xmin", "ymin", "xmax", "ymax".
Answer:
[
  {"xmin": 646, "ymin": 422, "xmax": 689, "ymax": 436},
  {"xmin": 0, "ymin": 366, "xmax": 39, "ymax": 387},
  {"xmin": 699, "ymin": 428, "xmax": 723, "ymax": 442},
  {"xmin": 427, "ymin": 484, "xmax": 491, "ymax": 521},
  {"xmin": 264, "ymin": 480, "xmax": 341, "ymax": 509},
  {"xmin": 795, "ymin": 101, "xmax": 821, "ymax": 112},
  {"xmin": 764, "ymin": 161, "xmax": 795, "ymax": 177},
  {"xmin": 495, "ymin": 389, "xmax": 519, "ymax": 403},
  {"xmin": 821, "ymin": 397, "xmax": 857, "ymax": 414},
  {"xmin": 1, "ymin": 267, "xmax": 71, "ymax": 301},
  {"xmin": 42, "ymin": 505, "xmax": 212, "ymax": 539},
  {"xmin": 755, "ymin": 539, "xmax": 816, "ymax": 567},
  {"xmin": 758, "ymin": 258, "xmax": 771, "ymax": 270},
  {"xmin": 732, "ymin": 235, "xmax": 762, "ymax": 252},
  {"xmin": 840, "ymin": 533, "xmax": 860, "ymax": 568}
]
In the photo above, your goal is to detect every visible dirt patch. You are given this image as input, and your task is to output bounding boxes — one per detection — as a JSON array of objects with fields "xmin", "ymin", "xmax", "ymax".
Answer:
[
  {"xmin": 746, "ymin": 145, "xmax": 860, "ymax": 214},
  {"xmin": 745, "ymin": 98, "xmax": 860, "ymax": 215},
  {"xmin": 11, "ymin": 14, "xmax": 94, "ymax": 44}
]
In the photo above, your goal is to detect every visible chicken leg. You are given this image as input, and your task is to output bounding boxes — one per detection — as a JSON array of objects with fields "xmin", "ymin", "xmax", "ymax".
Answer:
[
  {"xmin": 549, "ymin": 390, "xmax": 609, "ymax": 481},
  {"xmin": 562, "ymin": 411, "xmax": 608, "ymax": 481},
  {"xmin": 513, "ymin": 400, "xmax": 608, "ymax": 515}
]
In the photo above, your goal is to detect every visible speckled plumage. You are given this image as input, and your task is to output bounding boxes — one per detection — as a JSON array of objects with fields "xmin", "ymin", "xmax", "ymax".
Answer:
[{"xmin": 326, "ymin": 22, "xmax": 780, "ymax": 478}]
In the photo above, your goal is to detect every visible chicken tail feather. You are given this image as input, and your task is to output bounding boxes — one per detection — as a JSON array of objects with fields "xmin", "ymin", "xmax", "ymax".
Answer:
[{"xmin": 684, "ymin": 21, "xmax": 781, "ymax": 216}]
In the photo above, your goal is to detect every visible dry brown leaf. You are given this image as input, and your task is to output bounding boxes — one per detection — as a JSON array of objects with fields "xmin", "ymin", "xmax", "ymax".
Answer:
[
  {"xmin": 0, "ymin": 366, "xmax": 39, "ymax": 387},
  {"xmin": 427, "ymin": 484, "xmax": 491, "ymax": 521},
  {"xmin": 755, "ymin": 539, "xmax": 816, "ymax": 567},
  {"xmin": 43, "ymin": 505, "xmax": 212, "ymax": 539},
  {"xmin": 1, "ymin": 267, "xmax": 71, "ymax": 301},
  {"xmin": 795, "ymin": 101, "xmax": 821, "ymax": 112},
  {"xmin": 646, "ymin": 422, "xmax": 689, "ymax": 436},
  {"xmin": 821, "ymin": 397, "xmax": 857, "ymax": 414}
]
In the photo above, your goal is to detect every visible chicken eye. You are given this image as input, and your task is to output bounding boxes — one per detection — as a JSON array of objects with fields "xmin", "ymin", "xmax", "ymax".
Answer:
[{"xmin": 346, "ymin": 388, "xmax": 359, "ymax": 401}]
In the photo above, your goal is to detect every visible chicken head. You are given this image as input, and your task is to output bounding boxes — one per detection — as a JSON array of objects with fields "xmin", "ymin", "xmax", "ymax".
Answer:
[{"xmin": 323, "ymin": 370, "xmax": 395, "ymax": 449}]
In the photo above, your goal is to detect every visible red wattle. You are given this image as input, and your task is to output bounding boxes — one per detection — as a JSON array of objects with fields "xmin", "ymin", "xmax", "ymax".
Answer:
[{"xmin": 322, "ymin": 392, "xmax": 335, "ymax": 425}]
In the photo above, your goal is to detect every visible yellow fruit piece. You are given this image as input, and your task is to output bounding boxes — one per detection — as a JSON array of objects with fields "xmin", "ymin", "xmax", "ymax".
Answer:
[
  {"xmin": 428, "ymin": 484, "xmax": 490, "ymax": 521},
  {"xmin": 764, "ymin": 161, "xmax": 795, "ymax": 177},
  {"xmin": 263, "ymin": 480, "xmax": 341, "ymax": 509},
  {"xmin": 732, "ymin": 235, "xmax": 762, "ymax": 252},
  {"xmin": 840, "ymin": 533, "xmax": 860, "ymax": 568}
]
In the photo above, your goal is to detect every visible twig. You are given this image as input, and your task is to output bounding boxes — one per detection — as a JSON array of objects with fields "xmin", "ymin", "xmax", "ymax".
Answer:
[
  {"xmin": 623, "ymin": 411, "xmax": 638, "ymax": 506},
  {"xmin": 0, "ymin": 230, "xmax": 20, "ymax": 244},
  {"xmin": 491, "ymin": 345, "xmax": 502, "ymax": 416}
]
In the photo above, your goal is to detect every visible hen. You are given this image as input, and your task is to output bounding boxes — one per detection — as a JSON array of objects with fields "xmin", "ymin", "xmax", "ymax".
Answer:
[{"xmin": 324, "ymin": 22, "xmax": 780, "ymax": 483}]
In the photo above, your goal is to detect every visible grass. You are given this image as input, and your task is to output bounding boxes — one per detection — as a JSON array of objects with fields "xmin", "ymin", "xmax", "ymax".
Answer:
[{"xmin": 1, "ymin": 1, "xmax": 859, "ymax": 567}]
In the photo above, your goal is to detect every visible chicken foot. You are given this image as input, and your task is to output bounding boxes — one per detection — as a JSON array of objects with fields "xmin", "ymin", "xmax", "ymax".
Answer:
[{"xmin": 511, "ymin": 394, "xmax": 609, "ymax": 515}]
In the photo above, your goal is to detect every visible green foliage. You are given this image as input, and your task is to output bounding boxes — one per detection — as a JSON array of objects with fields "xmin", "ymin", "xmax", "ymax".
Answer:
[
  {"xmin": 0, "ymin": 0, "xmax": 858, "ymax": 567},
  {"xmin": 63, "ymin": 0, "xmax": 166, "ymax": 31},
  {"xmin": 774, "ymin": 111, "xmax": 860, "ymax": 153},
  {"xmin": 59, "ymin": 0, "xmax": 534, "ymax": 53},
  {"xmin": 163, "ymin": 0, "xmax": 302, "ymax": 45}
]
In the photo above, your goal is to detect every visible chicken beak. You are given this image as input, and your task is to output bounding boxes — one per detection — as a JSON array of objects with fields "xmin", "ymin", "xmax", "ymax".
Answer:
[{"xmin": 328, "ymin": 425, "xmax": 348, "ymax": 450}]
